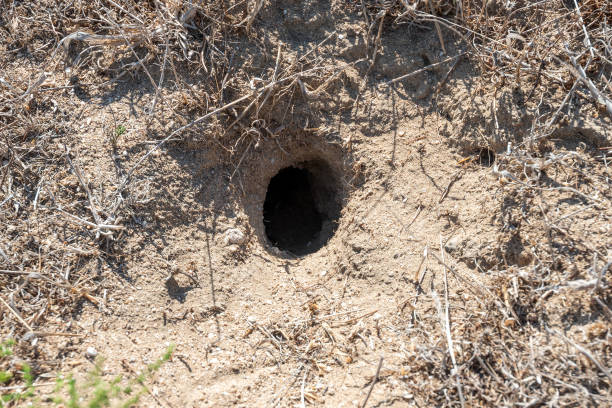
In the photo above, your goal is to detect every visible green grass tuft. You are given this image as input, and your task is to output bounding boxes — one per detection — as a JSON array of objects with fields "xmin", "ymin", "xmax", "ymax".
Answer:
[{"xmin": 0, "ymin": 340, "xmax": 174, "ymax": 408}]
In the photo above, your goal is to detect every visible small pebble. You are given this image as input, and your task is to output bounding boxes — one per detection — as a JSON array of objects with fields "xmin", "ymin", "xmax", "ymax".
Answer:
[
  {"xmin": 444, "ymin": 236, "xmax": 462, "ymax": 252},
  {"xmin": 247, "ymin": 315, "xmax": 257, "ymax": 324},
  {"xmin": 86, "ymin": 347, "xmax": 98, "ymax": 358},
  {"xmin": 226, "ymin": 244, "xmax": 240, "ymax": 253},
  {"xmin": 223, "ymin": 228, "xmax": 246, "ymax": 245}
]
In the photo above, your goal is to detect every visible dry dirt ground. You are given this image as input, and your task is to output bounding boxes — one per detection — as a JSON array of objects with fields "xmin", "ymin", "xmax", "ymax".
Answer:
[{"xmin": 1, "ymin": 1, "xmax": 611, "ymax": 407}]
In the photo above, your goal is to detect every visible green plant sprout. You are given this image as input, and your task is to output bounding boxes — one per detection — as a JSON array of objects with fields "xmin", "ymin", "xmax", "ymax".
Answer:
[{"xmin": 1, "ymin": 340, "xmax": 174, "ymax": 408}]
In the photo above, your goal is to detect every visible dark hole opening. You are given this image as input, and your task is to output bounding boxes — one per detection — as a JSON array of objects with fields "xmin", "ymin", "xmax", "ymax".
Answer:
[
  {"xmin": 263, "ymin": 162, "xmax": 339, "ymax": 256},
  {"xmin": 478, "ymin": 148, "xmax": 496, "ymax": 167}
]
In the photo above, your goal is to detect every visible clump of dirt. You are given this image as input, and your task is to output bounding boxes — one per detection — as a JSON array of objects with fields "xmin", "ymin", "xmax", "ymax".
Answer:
[{"xmin": 1, "ymin": 0, "xmax": 610, "ymax": 407}]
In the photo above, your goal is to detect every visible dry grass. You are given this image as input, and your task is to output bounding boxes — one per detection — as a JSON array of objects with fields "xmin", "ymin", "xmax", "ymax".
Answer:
[{"xmin": 0, "ymin": 0, "xmax": 610, "ymax": 406}]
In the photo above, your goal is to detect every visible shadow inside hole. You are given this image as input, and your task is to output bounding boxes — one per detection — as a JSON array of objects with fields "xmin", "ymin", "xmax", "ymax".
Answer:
[
  {"xmin": 263, "ymin": 160, "xmax": 341, "ymax": 256},
  {"xmin": 477, "ymin": 148, "xmax": 496, "ymax": 167}
]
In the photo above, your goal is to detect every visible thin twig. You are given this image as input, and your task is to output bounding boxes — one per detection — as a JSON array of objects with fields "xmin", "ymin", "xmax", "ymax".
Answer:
[
  {"xmin": 439, "ymin": 171, "xmax": 464, "ymax": 203},
  {"xmin": 385, "ymin": 54, "xmax": 467, "ymax": 86},
  {"xmin": 0, "ymin": 296, "xmax": 34, "ymax": 333},
  {"xmin": 561, "ymin": 54, "xmax": 612, "ymax": 118},
  {"xmin": 551, "ymin": 329, "xmax": 612, "ymax": 382},
  {"xmin": 440, "ymin": 236, "xmax": 465, "ymax": 408},
  {"xmin": 360, "ymin": 356, "xmax": 383, "ymax": 408},
  {"xmin": 64, "ymin": 147, "xmax": 105, "ymax": 238}
]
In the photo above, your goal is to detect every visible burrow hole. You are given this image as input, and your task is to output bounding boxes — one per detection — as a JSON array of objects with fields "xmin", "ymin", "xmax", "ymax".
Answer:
[
  {"xmin": 477, "ymin": 148, "xmax": 496, "ymax": 167},
  {"xmin": 263, "ymin": 160, "xmax": 341, "ymax": 256}
]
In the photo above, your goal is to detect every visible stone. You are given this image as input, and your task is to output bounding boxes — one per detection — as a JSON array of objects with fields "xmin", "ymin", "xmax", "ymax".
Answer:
[
  {"xmin": 444, "ymin": 236, "xmax": 462, "ymax": 253},
  {"xmin": 223, "ymin": 228, "xmax": 246, "ymax": 245}
]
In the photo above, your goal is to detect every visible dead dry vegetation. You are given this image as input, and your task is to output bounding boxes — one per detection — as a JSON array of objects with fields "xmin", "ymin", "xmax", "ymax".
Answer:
[{"xmin": 0, "ymin": 0, "xmax": 611, "ymax": 406}]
